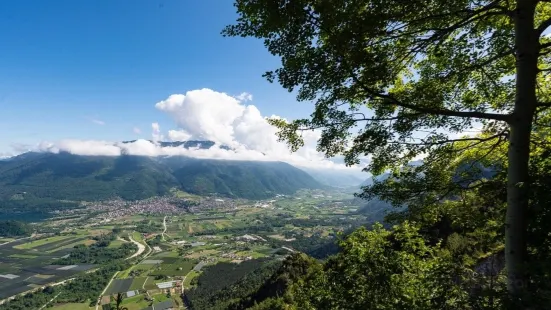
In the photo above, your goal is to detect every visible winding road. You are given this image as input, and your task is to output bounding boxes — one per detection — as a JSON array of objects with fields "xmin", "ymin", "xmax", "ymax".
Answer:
[
  {"xmin": 162, "ymin": 215, "xmax": 167, "ymax": 241},
  {"xmin": 126, "ymin": 235, "xmax": 146, "ymax": 260}
]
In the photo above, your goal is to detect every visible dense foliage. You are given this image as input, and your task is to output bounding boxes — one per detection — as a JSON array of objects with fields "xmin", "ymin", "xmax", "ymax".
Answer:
[
  {"xmin": 223, "ymin": 0, "xmax": 551, "ymax": 305},
  {"xmin": 0, "ymin": 287, "xmax": 58, "ymax": 310},
  {"xmin": 0, "ymin": 198, "xmax": 81, "ymax": 221},
  {"xmin": 0, "ymin": 220, "xmax": 32, "ymax": 237},
  {"xmin": 58, "ymin": 262, "xmax": 129, "ymax": 306},
  {"xmin": 185, "ymin": 258, "xmax": 277, "ymax": 310},
  {"xmin": 221, "ymin": 0, "xmax": 551, "ymax": 307},
  {"xmin": 57, "ymin": 233, "xmax": 137, "ymax": 264}
]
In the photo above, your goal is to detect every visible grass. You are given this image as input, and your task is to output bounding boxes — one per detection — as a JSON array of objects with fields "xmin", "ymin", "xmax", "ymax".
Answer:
[
  {"xmin": 268, "ymin": 234, "xmax": 286, "ymax": 240},
  {"xmin": 150, "ymin": 250, "xmax": 179, "ymax": 258},
  {"xmin": 86, "ymin": 229, "xmax": 112, "ymax": 236},
  {"xmin": 143, "ymin": 276, "xmax": 157, "ymax": 290},
  {"xmin": 183, "ymin": 270, "xmax": 200, "ymax": 288},
  {"xmin": 129, "ymin": 277, "xmax": 148, "ymax": 290},
  {"xmin": 170, "ymin": 188, "xmax": 200, "ymax": 199},
  {"xmin": 47, "ymin": 239, "xmax": 95, "ymax": 253},
  {"xmin": 118, "ymin": 262, "xmax": 156, "ymax": 278},
  {"xmin": 34, "ymin": 274, "xmax": 55, "ymax": 279},
  {"xmin": 14, "ymin": 235, "xmax": 73, "ymax": 250},
  {"xmin": 117, "ymin": 268, "xmax": 133, "ymax": 279},
  {"xmin": 172, "ymin": 295, "xmax": 184, "ymax": 309},
  {"xmin": 52, "ymin": 302, "xmax": 91, "ymax": 310},
  {"xmin": 120, "ymin": 294, "xmax": 151, "ymax": 310},
  {"xmin": 235, "ymin": 250, "xmax": 267, "ymax": 258},
  {"xmin": 132, "ymin": 232, "xmax": 144, "ymax": 243},
  {"xmin": 185, "ymin": 249, "xmax": 218, "ymax": 259},
  {"xmin": 151, "ymin": 293, "xmax": 170, "ymax": 303},
  {"xmin": 8, "ymin": 254, "xmax": 38, "ymax": 259},
  {"xmin": 151, "ymin": 260, "xmax": 196, "ymax": 276},
  {"xmin": 108, "ymin": 239, "xmax": 125, "ymax": 248}
]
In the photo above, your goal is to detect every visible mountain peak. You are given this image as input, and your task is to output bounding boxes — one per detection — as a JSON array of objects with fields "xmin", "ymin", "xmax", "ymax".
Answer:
[{"xmin": 121, "ymin": 139, "xmax": 231, "ymax": 150}]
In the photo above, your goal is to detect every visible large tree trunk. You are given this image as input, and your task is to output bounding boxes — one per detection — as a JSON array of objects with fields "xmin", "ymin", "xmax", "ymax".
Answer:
[{"xmin": 507, "ymin": 0, "xmax": 538, "ymax": 302}]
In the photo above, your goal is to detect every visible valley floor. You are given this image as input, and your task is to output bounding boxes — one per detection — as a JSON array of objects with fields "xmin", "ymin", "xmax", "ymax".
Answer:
[{"xmin": 0, "ymin": 189, "xmax": 373, "ymax": 310}]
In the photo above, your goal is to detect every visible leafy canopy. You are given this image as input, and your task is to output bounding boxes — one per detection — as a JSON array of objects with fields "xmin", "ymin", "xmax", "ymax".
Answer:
[{"xmin": 223, "ymin": 0, "xmax": 551, "ymax": 174}]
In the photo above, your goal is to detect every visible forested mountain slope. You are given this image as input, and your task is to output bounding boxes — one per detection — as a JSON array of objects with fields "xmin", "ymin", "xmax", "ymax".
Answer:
[
  {"xmin": 168, "ymin": 158, "xmax": 322, "ymax": 199},
  {"xmin": 0, "ymin": 151, "xmax": 322, "ymax": 201}
]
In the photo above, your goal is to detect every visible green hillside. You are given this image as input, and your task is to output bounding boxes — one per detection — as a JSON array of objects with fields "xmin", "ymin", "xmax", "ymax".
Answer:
[
  {"xmin": 0, "ymin": 152, "xmax": 177, "ymax": 201},
  {"xmin": 0, "ymin": 152, "xmax": 322, "ymax": 202},
  {"xmin": 170, "ymin": 158, "xmax": 322, "ymax": 199}
]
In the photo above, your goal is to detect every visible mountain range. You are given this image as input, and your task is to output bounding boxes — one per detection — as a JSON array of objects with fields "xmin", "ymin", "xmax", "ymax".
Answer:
[{"xmin": 0, "ymin": 144, "xmax": 330, "ymax": 201}]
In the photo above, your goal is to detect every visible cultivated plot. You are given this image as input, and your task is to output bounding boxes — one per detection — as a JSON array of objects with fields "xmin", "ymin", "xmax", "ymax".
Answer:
[{"xmin": 105, "ymin": 278, "xmax": 134, "ymax": 295}]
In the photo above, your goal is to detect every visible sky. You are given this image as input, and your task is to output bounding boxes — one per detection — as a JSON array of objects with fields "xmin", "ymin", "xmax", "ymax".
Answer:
[{"xmin": 0, "ymin": 0, "xmax": 361, "ymax": 171}]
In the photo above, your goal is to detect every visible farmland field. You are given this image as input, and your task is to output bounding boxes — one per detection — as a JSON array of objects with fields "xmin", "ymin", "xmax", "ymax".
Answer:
[
  {"xmin": 8, "ymin": 254, "xmax": 38, "ymax": 259},
  {"xmin": 129, "ymin": 277, "xmax": 148, "ymax": 290},
  {"xmin": 120, "ymin": 294, "xmax": 150, "ymax": 310},
  {"xmin": 107, "ymin": 239, "xmax": 125, "ymax": 248},
  {"xmin": 143, "ymin": 276, "xmax": 157, "ymax": 290},
  {"xmin": 47, "ymin": 239, "xmax": 95, "ymax": 253},
  {"xmin": 0, "ymin": 188, "xmax": 371, "ymax": 310},
  {"xmin": 14, "ymin": 235, "xmax": 74, "ymax": 250},
  {"xmin": 52, "ymin": 303, "xmax": 91, "ymax": 310},
  {"xmin": 148, "ymin": 260, "xmax": 196, "ymax": 276},
  {"xmin": 105, "ymin": 278, "xmax": 133, "ymax": 294}
]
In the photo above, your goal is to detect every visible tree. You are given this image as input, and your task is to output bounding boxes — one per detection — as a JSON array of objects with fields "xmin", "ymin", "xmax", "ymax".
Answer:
[
  {"xmin": 223, "ymin": 0, "xmax": 551, "ymax": 301},
  {"xmin": 112, "ymin": 293, "xmax": 128, "ymax": 310},
  {"xmin": 292, "ymin": 223, "xmax": 474, "ymax": 309}
]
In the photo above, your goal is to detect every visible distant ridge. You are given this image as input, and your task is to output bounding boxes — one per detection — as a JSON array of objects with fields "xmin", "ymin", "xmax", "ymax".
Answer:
[
  {"xmin": 121, "ymin": 139, "xmax": 231, "ymax": 150},
  {"xmin": 0, "ymin": 151, "xmax": 322, "ymax": 201}
]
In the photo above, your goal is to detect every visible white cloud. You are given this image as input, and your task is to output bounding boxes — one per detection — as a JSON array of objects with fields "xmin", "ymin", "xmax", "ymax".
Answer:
[
  {"xmin": 168, "ymin": 129, "xmax": 192, "ymax": 141},
  {"xmin": 235, "ymin": 92, "xmax": 253, "ymax": 102},
  {"xmin": 151, "ymin": 122, "xmax": 163, "ymax": 143},
  {"xmin": 32, "ymin": 88, "xmax": 363, "ymax": 172},
  {"xmin": 91, "ymin": 119, "xmax": 105, "ymax": 125},
  {"xmin": 39, "ymin": 140, "xmax": 121, "ymax": 156},
  {"xmin": 133, "ymin": 127, "xmax": 141, "ymax": 134}
]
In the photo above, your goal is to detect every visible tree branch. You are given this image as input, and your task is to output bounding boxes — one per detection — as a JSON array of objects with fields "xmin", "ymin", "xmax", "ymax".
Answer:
[
  {"xmin": 303, "ymin": 6, "xmax": 512, "ymax": 123},
  {"xmin": 297, "ymin": 114, "xmax": 423, "ymax": 131},
  {"xmin": 388, "ymin": 133, "xmax": 505, "ymax": 147},
  {"xmin": 355, "ymin": 81, "xmax": 511, "ymax": 121},
  {"xmin": 539, "ymin": 42, "xmax": 551, "ymax": 50},
  {"xmin": 537, "ymin": 18, "xmax": 551, "ymax": 35}
]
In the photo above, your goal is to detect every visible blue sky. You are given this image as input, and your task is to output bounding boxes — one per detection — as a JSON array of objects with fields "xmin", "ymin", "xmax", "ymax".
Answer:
[{"xmin": 0, "ymin": 0, "xmax": 313, "ymax": 154}]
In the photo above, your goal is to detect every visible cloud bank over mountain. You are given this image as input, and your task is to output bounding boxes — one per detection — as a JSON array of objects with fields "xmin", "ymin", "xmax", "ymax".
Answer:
[{"xmin": 32, "ymin": 88, "xmax": 360, "ymax": 171}]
